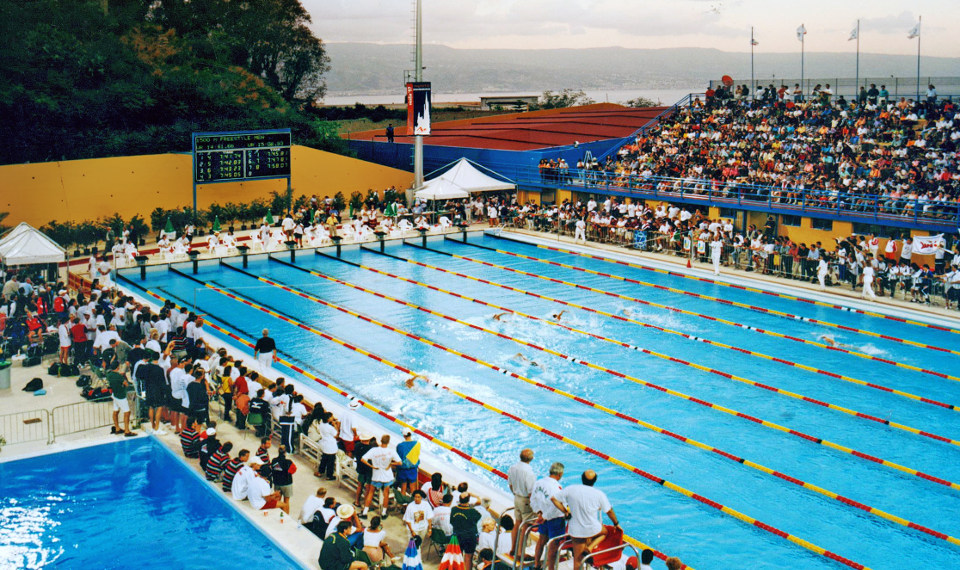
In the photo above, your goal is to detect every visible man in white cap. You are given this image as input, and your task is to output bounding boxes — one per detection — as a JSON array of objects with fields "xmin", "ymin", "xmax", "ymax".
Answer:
[
  {"xmin": 325, "ymin": 503, "xmax": 362, "ymax": 540},
  {"xmin": 338, "ymin": 398, "xmax": 361, "ymax": 456}
]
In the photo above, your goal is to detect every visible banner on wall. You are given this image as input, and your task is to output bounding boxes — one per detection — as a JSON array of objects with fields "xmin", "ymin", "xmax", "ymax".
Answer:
[{"xmin": 406, "ymin": 82, "xmax": 432, "ymax": 136}]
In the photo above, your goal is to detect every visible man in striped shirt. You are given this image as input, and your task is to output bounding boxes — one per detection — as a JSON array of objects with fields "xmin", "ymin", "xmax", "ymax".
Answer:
[
  {"xmin": 205, "ymin": 442, "xmax": 233, "ymax": 481},
  {"xmin": 179, "ymin": 417, "xmax": 202, "ymax": 458},
  {"xmin": 221, "ymin": 449, "xmax": 250, "ymax": 493}
]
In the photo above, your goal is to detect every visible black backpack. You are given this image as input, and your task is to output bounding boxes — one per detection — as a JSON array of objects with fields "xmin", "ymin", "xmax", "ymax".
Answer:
[
  {"xmin": 76, "ymin": 374, "xmax": 92, "ymax": 388},
  {"xmin": 23, "ymin": 377, "xmax": 43, "ymax": 392}
]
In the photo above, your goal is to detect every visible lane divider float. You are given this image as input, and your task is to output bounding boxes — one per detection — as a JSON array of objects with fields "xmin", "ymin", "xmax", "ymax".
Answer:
[
  {"xmin": 491, "ymin": 233, "xmax": 960, "ymax": 336},
  {"xmin": 332, "ymin": 249, "xmax": 960, "ymax": 489},
  {"xmin": 370, "ymin": 245, "xmax": 960, "ymax": 386},
  {"xmin": 160, "ymin": 272, "xmax": 872, "ymax": 569},
  {"xmin": 215, "ymin": 259, "xmax": 960, "ymax": 543},
  {"xmin": 121, "ymin": 277, "xmax": 694, "ymax": 567},
  {"xmin": 441, "ymin": 238, "xmax": 960, "ymax": 357},
  {"xmin": 298, "ymin": 252, "xmax": 960, "ymax": 413}
]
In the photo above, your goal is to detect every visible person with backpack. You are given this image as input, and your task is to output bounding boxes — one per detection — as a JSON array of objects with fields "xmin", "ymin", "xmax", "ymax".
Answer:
[{"xmin": 270, "ymin": 445, "xmax": 298, "ymax": 501}]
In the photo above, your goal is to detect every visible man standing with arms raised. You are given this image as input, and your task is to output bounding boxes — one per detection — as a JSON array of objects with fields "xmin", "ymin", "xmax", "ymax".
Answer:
[
  {"xmin": 254, "ymin": 328, "xmax": 276, "ymax": 372},
  {"xmin": 507, "ymin": 448, "xmax": 535, "ymax": 555},
  {"xmin": 556, "ymin": 470, "xmax": 620, "ymax": 570}
]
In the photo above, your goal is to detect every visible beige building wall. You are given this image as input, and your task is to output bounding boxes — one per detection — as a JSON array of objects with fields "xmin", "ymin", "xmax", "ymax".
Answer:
[{"xmin": 0, "ymin": 146, "xmax": 413, "ymax": 227}]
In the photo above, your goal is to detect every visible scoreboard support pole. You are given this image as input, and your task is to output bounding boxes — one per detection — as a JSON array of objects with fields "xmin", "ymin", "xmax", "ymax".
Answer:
[{"xmin": 193, "ymin": 179, "xmax": 198, "ymax": 223}]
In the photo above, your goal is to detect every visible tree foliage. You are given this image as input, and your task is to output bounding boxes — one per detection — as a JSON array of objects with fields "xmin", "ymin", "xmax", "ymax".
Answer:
[
  {"xmin": 533, "ymin": 89, "xmax": 596, "ymax": 110},
  {"xmin": 625, "ymin": 96, "xmax": 658, "ymax": 108},
  {"xmin": 0, "ymin": 0, "xmax": 341, "ymax": 165}
]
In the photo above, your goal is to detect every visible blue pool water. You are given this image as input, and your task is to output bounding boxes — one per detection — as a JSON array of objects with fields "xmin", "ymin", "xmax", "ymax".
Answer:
[
  {"xmin": 0, "ymin": 438, "xmax": 302, "ymax": 569},
  {"xmin": 121, "ymin": 233, "xmax": 960, "ymax": 569}
]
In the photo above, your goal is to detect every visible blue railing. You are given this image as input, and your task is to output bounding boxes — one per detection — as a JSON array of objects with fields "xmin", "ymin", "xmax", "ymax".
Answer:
[{"xmin": 507, "ymin": 166, "xmax": 960, "ymax": 231}]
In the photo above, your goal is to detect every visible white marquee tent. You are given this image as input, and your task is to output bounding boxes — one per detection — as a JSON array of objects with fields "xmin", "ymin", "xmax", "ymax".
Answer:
[
  {"xmin": 415, "ymin": 158, "xmax": 515, "ymax": 201},
  {"xmin": 0, "ymin": 222, "xmax": 67, "ymax": 266}
]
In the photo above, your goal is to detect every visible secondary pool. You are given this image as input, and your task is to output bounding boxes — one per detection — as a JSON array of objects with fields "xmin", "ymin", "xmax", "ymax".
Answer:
[
  {"xmin": 119, "ymin": 231, "xmax": 960, "ymax": 570},
  {"xmin": 0, "ymin": 438, "xmax": 303, "ymax": 569}
]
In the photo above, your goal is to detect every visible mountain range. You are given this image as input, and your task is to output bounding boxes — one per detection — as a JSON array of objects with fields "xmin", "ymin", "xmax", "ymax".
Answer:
[{"xmin": 323, "ymin": 43, "xmax": 960, "ymax": 96}]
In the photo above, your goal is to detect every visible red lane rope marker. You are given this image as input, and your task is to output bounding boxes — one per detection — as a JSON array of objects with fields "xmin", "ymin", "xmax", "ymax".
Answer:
[
  {"xmin": 173, "ymin": 274, "xmax": 873, "ymax": 569},
  {"xmin": 230, "ymin": 260, "xmax": 960, "ymax": 543},
  {"xmin": 296, "ymin": 252, "xmax": 960, "ymax": 414},
  {"xmin": 444, "ymin": 238, "xmax": 960, "ymax": 357},
  {"xmin": 491, "ymin": 233, "xmax": 960, "ymax": 336},
  {"xmin": 129, "ymin": 284, "xmax": 690, "ymax": 567},
  {"xmin": 327, "ymin": 249, "xmax": 960, "ymax": 488},
  {"xmin": 384, "ymin": 244, "xmax": 960, "ymax": 387}
]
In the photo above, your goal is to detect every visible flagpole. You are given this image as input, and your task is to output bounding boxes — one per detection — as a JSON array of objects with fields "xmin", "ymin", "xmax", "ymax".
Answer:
[
  {"xmin": 751, "ymin": 26, "xmax": 755, "ymax": 98},
  {"xmin": 800, "ymin": 25, "xmax": 805, "ymax": 98},
  {"xmin": 916, "ymin": 15, "xmax": 921, "ymax": 101},
  {"xmin": 855, "ymin": 19, "xmax": 860, "ymax": 97}
]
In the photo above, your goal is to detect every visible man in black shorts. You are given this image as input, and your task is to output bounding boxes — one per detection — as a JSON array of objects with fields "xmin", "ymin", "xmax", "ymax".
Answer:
[
  {"xmin": 451, "ymin": 493, "xmax": 482, "ymax": 570},
  {"xmin": 137, "ymin": 350, "xmax": 168, "ymax": 435}
]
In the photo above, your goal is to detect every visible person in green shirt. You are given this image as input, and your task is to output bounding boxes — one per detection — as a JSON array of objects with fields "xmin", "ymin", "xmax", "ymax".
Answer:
[
  {"xmin": 318, "ymin": 521, "xmax": 367, "ymax": 570},
  {"xmin": 451, "ymin": 493, "xmax": 483, "ymax": 570},
  {"xmin": 107, "ymin": 360, "xmax": 136, "ymax": 437}
]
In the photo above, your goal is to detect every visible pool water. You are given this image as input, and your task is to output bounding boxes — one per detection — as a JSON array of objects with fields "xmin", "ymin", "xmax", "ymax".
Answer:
[
  {"xmin": 0, "ymin": 438, "xmax": 303, "ymax": 569},
  {"xmin": 121, "ymin": 232, "xmax": 960, "ymax": 569}
]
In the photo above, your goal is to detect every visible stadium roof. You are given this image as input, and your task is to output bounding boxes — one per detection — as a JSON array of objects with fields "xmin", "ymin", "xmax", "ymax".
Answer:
[{"xmin": 346, "ymin": 103, "xmax": 668, "ymax": 151}]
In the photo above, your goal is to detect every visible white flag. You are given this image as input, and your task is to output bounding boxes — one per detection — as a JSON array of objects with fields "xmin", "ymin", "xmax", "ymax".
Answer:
[
  {"xmin": 848, "ymin": 27, "xmax": 858, "ymax": 41},
  {"xmin": 797, "ymin": 24, "xmax": 807, "ymax": 41},
  {"xmin": 908, "ymin": 23, "xmax": 920, "ymax": 39}
]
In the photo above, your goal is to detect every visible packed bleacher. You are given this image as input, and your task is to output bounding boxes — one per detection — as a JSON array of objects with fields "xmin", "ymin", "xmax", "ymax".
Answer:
[{"xmin": 541, "ymin": 88, "xmax": 960, "ymax": 224}]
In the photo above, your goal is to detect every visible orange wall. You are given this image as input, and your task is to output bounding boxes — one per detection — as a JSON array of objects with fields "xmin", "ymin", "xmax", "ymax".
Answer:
[{"xmin": 0, "ymin": 145, "xmax": 413, "ymax": 227}]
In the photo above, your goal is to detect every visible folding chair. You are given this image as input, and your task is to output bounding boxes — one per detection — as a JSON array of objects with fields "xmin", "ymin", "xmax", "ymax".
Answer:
[{"xmin": 428, "ymin": 527, "xmax": 450, "ymax": 561}]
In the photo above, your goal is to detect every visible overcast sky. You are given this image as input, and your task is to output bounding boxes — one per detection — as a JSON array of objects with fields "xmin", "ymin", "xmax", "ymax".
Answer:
[{"xmin": 304, "ymin": 0, "xmax": 956, "ymax": 56}]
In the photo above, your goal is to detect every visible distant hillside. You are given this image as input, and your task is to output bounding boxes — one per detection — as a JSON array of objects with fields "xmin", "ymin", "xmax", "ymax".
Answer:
[{"xmin": 324, "ymin": 43, "xmax": 960, "ymax": 96}]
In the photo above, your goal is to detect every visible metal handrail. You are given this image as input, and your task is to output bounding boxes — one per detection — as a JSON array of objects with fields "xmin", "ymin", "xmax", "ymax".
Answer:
[
  {"xmin": 50, "ymin": 399, "xmax": 114, "ymax": 442},
  {"xmin": 514, "ymin": 514, "xmax": 546, "ymax": 570},
  {"xmin": 512, "ymin": 165, "xmax": 960, "ymax": 229},
  {"xmin": 542, "ymin": 533, "xmax": 571, "ymax": 570},
  {"xmin": 580, "ymin": 542, "xmax": 641, "ymax": 570}
]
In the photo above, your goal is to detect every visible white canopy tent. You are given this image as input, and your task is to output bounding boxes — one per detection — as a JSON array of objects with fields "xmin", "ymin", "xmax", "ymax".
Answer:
[
  {"xmin": 415, "ymin": 158, "xmax": 515, "ymax": 201},
  {"xmin": 0, "ymin": 222, "xmax": 67, "ymax": 266}
]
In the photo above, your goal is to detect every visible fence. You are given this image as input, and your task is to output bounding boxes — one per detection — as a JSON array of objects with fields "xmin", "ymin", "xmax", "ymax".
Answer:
[
  {"xmin": 0, "ymin": 399, "xmax": 126, "ymax": 449},
  {"xmin": 709, "ymin": 76, "xmax": 960, "ymax": 99}
]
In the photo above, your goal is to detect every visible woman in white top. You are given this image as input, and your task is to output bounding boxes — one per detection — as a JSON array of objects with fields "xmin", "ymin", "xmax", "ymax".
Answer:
[{"xmin": 362, "ymin": 516, "xmax": 396, "ymax": 564}]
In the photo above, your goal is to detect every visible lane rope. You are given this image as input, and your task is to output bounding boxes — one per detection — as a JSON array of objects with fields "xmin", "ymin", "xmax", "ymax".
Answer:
[
  {"xmin": 124, "ymin": 279, "xmax": 693, "ymax": 566},
  {"xmin": 491, "ymin": 233, "xmax": 960, "ymax": 336},
  {"xmin": 443, "ymin": 238, "xmax": 960, "ymax": 357},
  {"xmin": 297, "ymin": 251, "xmax": 960, "ymax": 414},
  {"xmin": 399, "ymin": 242, "xmax": 960, "ymax": 377},
  {"xmin": 164, "ymin": 270, "xmax": 872, "ymax": 569},
  {"xmin": 219, "ymin": 258, "xmax": 960, "ymax": 543},
  {"xmin": 331, "ymin": 248, "xmax": 960, "ymax": 489}
]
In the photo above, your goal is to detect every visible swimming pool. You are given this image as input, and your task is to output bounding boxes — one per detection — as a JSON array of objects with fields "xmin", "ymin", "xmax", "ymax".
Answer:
[
  {"xmin": 0, "ymin": 438, "xmax": 303, "ymax": 569},
  {"xmin": 121, "ymin": 232, "xmax": 960, "ymax": 569}
]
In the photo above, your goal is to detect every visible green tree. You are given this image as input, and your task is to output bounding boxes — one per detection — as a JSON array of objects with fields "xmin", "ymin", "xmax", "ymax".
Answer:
[
  {"xmin": 533, "ymin": 89, "xmax": 595, "ymax": 110},
  {"xmin": 625, "ymin": 96, "xmax": 658, "ymax": 108}
]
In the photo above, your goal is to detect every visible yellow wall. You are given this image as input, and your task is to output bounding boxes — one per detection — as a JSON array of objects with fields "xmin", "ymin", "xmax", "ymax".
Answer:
[
  {"xmin": 0, "ymin": 145, "xmax": 414, "ymax": 227},
  {"xmin": 517, "ymin": 190, "xmax": 541, "ymax": 205}
]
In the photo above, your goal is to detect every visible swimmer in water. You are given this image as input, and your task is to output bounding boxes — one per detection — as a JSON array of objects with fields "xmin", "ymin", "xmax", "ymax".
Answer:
[
  {"xmin": 551, "ymin": 310, "xmax": 566, "ymax": 321},
  {"xmin": 492, "ymin": 312, "xmax": 509, "ymax": 321},
  {"xmin": 819, "ymin": 335, "xmax": 855, "ymax": 349},
  {"xmin": 405, "ymin": 373, "xmax": 428, "ymax": 388},
  {"xmin": 511, "ymin": 353, "xmax": 539, "ymax": 367}
]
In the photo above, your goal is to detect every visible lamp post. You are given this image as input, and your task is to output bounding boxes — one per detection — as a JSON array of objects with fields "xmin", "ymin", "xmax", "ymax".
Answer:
[
  {"xmin": 284, "ymin": 240, "xmax": 298, "ymax": 263},
  {"xmin": 135, "ymin": 255, "xmax": 149, "ymax": 281}
]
